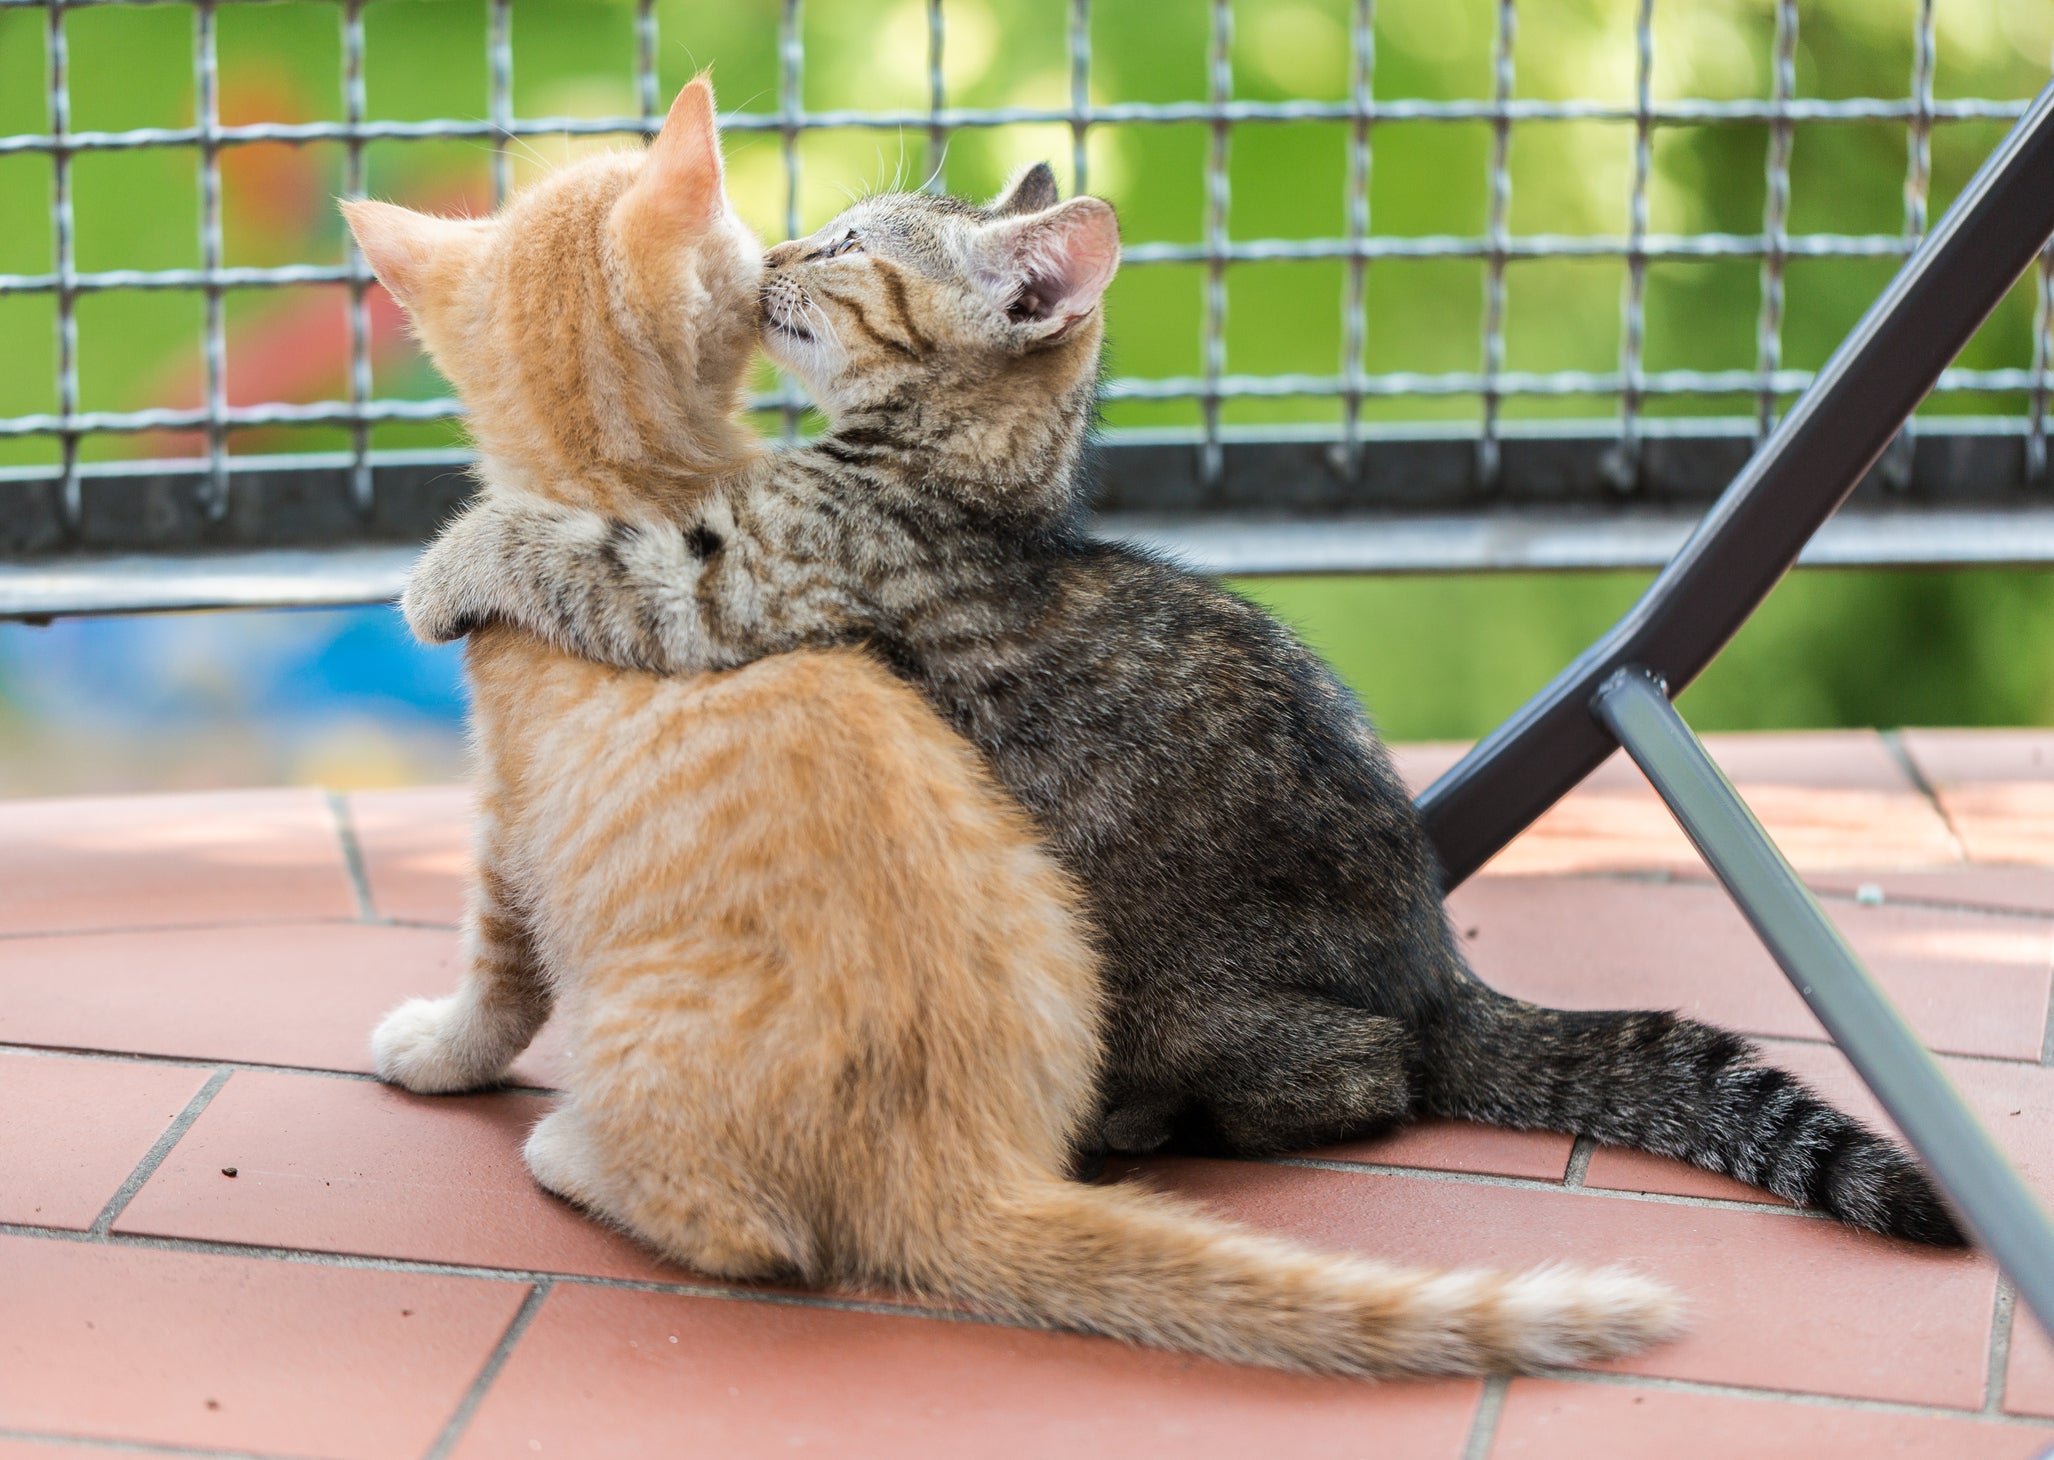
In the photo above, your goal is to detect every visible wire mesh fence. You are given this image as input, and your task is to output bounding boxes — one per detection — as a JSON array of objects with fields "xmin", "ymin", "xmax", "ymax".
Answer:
[{"xmin": 0, "ymin": 0, "xmax": 2050, "ymax": 609}]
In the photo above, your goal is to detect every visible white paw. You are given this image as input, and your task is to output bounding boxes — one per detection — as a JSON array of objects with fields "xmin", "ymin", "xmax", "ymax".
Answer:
[{"xmin": 371, "ymin": 995, "xmax": 501, "ymax": 1094}]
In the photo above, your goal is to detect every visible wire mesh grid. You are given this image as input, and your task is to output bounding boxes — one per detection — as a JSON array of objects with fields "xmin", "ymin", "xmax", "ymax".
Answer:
[{"xmin": 0, "ymin": 0, "xmax": 2050, "ymax": 551}]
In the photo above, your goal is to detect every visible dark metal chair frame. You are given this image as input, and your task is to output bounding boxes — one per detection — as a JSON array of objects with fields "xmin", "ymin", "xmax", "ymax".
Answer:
[{"xmin": 1419, "ymin": 80, "xmax": 2054, "ymax": 1345}]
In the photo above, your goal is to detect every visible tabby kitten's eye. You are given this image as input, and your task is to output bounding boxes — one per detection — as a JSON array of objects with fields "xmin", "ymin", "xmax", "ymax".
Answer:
[{"xmin": 820, "ymin": 230, "xmax": 862, "ymax": 259}]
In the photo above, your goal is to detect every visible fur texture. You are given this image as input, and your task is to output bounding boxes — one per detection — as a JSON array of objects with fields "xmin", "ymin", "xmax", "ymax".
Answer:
[
  {"xmin": 403, "ymin": 158, "xmax": 1965, "ymax": 1249},
  {"xmin": 401, "ymin": 161, "xmax": 1964, "ymax": 1249},
  {"xmin": 349, "ymin": 83, "xmax": 1684, "ymax": 1376}
]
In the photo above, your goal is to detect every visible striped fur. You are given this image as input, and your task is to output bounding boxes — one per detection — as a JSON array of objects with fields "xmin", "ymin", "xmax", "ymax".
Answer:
[
  {"xmin": 400, "ymin": 161, "xmax": 1963, "ymax": 1249},
  {"xmin": 407, "ymin": 157, "xmax": 1963, "ymax": 1249},
  {"xmin": 344, "ymin": 82, "xmax": 1683, "ymax": 1377}
]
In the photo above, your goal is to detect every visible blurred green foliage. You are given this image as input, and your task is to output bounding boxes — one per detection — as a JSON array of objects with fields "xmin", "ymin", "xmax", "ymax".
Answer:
[{"xmin": 0, "ymin": 0, "xmax": 2048, "ymax": 738}]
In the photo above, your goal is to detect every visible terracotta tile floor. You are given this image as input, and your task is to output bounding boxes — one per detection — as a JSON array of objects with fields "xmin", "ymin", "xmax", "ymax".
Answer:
[{"xmin": 1, "ymin": 729, "xmax": 2051, "ymax": 1459}]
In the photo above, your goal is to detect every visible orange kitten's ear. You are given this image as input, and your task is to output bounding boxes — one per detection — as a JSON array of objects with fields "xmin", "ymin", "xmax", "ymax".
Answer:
[
  {"xmin": 631, "ymin": 75, "xmax": 725, "ymax": 229},
  {"xmin": 989, "ymin": 162, "xmax": 1059, "ymax": 218},
  {"xmin": 340, "ymin": 198, "xmax": 481, "ymax": 311},
  {"xmin": 976, "ymin": 196, "xmax": 1121, "ymax": 348}
]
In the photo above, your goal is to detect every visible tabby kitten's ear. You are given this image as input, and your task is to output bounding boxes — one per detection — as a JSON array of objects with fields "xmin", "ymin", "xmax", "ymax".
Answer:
[
  {"xmin": 625, "ymin": 74, "xmax": 726, "ymax": 232},
  {"xmin": 340, "ymin": 199, "xmax": 484, "ymax": 313},
  {"xmin": 975, "ymin": 196, "xmax": 1121, "ymax": 349},
  {"xmin": 989, "ymin": 161, "xmax": 1060, "ymax": 218}
]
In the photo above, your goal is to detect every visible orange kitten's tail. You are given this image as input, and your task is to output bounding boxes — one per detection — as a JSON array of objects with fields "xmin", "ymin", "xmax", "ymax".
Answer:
[{"xmin": 928, "ymin": 1180, "xmax": 1682, "ymax": 1377}]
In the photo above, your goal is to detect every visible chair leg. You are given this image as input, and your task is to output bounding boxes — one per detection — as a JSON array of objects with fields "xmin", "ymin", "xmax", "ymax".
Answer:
[
  {"xmin": 1418, "ymin": 79, "xmax": 2054, "ymax": 890},
  {"xmin": 1593, "ymin": 666, "xmax": 2054, "ymax": 1340}
]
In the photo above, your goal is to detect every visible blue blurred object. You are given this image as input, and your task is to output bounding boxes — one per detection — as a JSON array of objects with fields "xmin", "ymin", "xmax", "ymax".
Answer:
[{"xmin": 0, "ymin": 604, "xmax": 467, "ymax": 733}]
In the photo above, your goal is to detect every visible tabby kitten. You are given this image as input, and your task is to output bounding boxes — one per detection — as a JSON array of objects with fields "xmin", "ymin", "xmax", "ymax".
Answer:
[
  {"xmin": 349, "ymin": 81, "xmax": 1680, "ymax": 1376},
  {"xmin": 401, "ymin": 153, "xmax": 1959, "ymax": 1248}
]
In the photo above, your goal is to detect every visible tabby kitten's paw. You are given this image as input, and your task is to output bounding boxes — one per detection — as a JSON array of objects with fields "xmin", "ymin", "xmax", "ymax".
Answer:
[
  {"xmin": 400, "ymin": 545, "xmax": 487, "ymax": 645},
  {"xmin": 372, "ymin": 995, "xmax": 507, "ymax": 1093},
  {"xmin": 401, "ymin": 504, "xmax": 522, "ymax": 644}
]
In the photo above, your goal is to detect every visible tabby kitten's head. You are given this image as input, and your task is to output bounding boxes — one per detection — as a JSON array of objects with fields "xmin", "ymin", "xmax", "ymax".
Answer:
[
  {"xmin": 340, "ymin": 78, "xmax": 762, "ymax": 511},
  {"xmin": 761, "ymin": 164, "xmax": 1121, "ymax": 430}
]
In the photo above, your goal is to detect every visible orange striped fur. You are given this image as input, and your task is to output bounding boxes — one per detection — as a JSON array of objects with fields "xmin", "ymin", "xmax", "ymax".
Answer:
[{"xmin": 343, "ymin": 78, "xmax": 1681, "ymax": 1376}]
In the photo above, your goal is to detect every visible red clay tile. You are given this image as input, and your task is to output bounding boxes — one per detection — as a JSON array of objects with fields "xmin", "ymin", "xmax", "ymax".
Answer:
[
  {"xmin": 2008, "ymin": 1311, "xmax": 2054, "ymax": 1418},
  {"xmin": 1903, "ymin": 731, "xmax": 2054, "ymax": 787},
  {"xmin": 0, "ymin": 1053, "xmax": 212, "ymax": 1230},
  {"xmin": 0, "ymin": 1441, "xmax": 178, "ymax": 1458},
  {"xmin": 1396, "ymin": 735, "xmax": 1959, "ymax": 879},
  {"xmin": 1584, "ymin": 1040, "xmax": 2054, "ymax": 1208},
  {"xmin": 347, "ymin": 786, "xmax": 472, "ymax": 925},
  {"xmin": 1903, "ymin": 729, "xmax": 2054, "ymax": 868},
  {"xmin": 453, "ymin": 1283, "xmax": 1481, "ymax": 1460},
  {"xmin": 1447, "ymin": 876, "xmax": 2052, "ymax": 1060},
  {"xmin": 1804, "ymin": 865, "xmax": 2054, "ymax": 918},
  {"xmin": 1457, "ymin": 734, "xmax": 1959, "ymax": 878},
  {"xmin": 1932, "ymin": 784, "xmax": 2054, "ymax": 867},
  {"xmin": 0, "ymin": 789, "xmax": 355, "ymax": 935},
  {"xmin": 1699, "ymin": 732, "xmax": 1935, "ymax": 793},
  {"xmin": 1492, "ymin": 1379, "xmax": 2050, "ymax": 1458},
  {"xmin": 1312, "ymin": 1119, "xmax": 1573, "ymax": 1182},
  {"xmin": 116, "ymin": 1068, "xmax": 671, "ymax": 1281},
  {"xmin": 0, "ymin": 921, "xmax": 567, "ymax": 1087},
  {"xmin": 1116, "ymin": 1157, "xmax": 1994, "ymax": 1406},
  {"xmin": 0, "ymin": 1234, "xmax": 527, "ymax": 1459}
]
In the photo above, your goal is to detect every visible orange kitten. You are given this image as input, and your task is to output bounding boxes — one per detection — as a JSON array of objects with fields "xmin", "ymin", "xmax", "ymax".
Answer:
[{"xmin": 343, "ymin": 78, "xmax": 1679, "ymax": 1376}]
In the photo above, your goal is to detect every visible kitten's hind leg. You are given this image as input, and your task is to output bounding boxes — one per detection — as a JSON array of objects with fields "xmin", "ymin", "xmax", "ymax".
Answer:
[
  {"xmin": 1194, "ymin": 995, "xmax": 1419, "ymax": 1158},
  {"xmin": 543, "ymin": 1115, "xmax": 815, "ymax": 1283},
  {"xmin": 523, "ymin": 1104, "xmax": 610, "ymax": 1210},
  {"xmin": 374, "ymin": 844, "xmax": 552, "ymax": 1094}
]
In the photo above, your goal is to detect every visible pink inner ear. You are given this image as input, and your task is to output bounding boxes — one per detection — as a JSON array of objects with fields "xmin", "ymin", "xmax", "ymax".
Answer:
[{"xmin": 1009, "ymin": 201, "xmax": 1121, "ymax": 320}]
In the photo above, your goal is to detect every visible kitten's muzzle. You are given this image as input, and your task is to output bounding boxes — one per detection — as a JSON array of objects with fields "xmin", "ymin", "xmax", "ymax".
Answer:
[{"xmin": 760, "ymin": 280, "xmax": 813, "ymax": 342}]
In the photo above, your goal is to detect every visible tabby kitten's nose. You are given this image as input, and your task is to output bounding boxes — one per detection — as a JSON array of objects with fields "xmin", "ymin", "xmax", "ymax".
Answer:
[{"xmin": 764, "ymin": 239, "xmax": 802, "ymax": 271}]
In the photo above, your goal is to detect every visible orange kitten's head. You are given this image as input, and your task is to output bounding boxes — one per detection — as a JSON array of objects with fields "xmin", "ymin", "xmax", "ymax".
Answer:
[
  {"xmin": 758, "ymin": 164, "xmax": 1120, "ymax": 424},
  {"xmin": 341, "ymin": 78, "xmax": 761, "ymax": 511}
]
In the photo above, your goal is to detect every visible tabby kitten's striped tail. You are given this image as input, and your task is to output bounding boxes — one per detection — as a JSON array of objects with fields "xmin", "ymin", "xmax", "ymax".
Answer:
[
  {"xmin": 1422, "ymin": 983, "xmax": 1966, "ymax": 1246},
  {"xmin": 928, "ymin": 1179, "xmax": 1682, "ymax": 1377}
]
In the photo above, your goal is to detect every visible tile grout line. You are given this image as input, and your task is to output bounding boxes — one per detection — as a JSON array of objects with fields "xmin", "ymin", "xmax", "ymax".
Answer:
[
  {"xmin": 1560, "ymin": 866, "xmax": 2053, "ymax": 924},
  {"xmin": 0, "ymin": 1039, "xmax": 559, "ymax": 1095},
  {"xmin": 1986, "ymin": 1275, "xmax": 2018, "ymax": 1417},
  {"xmin": 1882, "ymin": 728, "xmax": 1973, "ymax": 864},
  {"xmin": 2, "ymin": 1215, "xmax": 2038, "ymax": 1429},
  {"xmin": 16, "ymin": 1026, "xmax": 2054, "ymax": 1100},
  {"xmin": 324, "ymin": 788, "xmax": 382, "ymax": 924},
  {"xmin": 0, "ymin": 1219, "xmax": 967, "ymax": 1323},
  {"xmin": 1562, "ymin": 1136, "xmax": 1595, "ymax": 1188},
  {"xmin": 0, "ymin": 1425, "xmax": 315, "ymax": 1460},
  {"xmin": 1460, "ymin": 1374, "xmax": 1510, "ymax": 1460},
  {"xmin": 87, "ymin": 1065, "xmax": 233, "ymax": 1238},
  {"xmin": 0, "ymin": 914, "xmax": 460, "ymax": 944},
  {"xmin": 1534, "ymin": 1365, "xmax": 2054, "ymax": 1427},
  {"xmin": 14, "ymin": 1042, "xmax": 1974, "ymax": 1221},
  {"xmin": 424, "ymin": 1279, "xmax": 553, "ymax": 1460},
  {"xmin": 3, "ymin": 1158, "xmax": 1874, "ymax": 1308},
  {"xmin": 1265, "ymin": 1155, "xmax": 1838, "ymax": 1222}
]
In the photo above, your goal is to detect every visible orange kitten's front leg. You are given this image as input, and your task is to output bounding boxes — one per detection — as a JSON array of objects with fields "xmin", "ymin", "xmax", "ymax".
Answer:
[{"xmin": 373, "ymin": 831, "xmax": 552, "ymax": 1094}]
